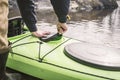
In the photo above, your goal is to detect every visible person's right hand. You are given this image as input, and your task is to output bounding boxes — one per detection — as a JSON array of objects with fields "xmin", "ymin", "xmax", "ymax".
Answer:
[{"xmin": 57, "ymin": 22, "xmax": 68, "ymax": 34}]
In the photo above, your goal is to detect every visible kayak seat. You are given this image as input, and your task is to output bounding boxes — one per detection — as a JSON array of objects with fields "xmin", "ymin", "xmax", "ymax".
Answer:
[{"xmin": 8, "ymin": 16, "xmax": 25, "ymax": 37}]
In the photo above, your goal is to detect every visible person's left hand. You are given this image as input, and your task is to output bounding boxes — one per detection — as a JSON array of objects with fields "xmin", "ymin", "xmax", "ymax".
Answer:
[{"xmin": 57, "ymin": 22, "xmax": 68, "ymax": 34}]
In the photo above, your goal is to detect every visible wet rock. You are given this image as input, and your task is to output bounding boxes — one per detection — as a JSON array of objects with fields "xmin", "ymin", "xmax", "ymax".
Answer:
[
  {"xmin": 9, "ymin": 0, "xmax": 118, "ymax": 12},
  {"xmin": 99, "ymin": 0, "xmax": 118, "ymax": 9},
  {"xmin": 75, "ymin": 0, "xmax": 118, "ymax": 11}
]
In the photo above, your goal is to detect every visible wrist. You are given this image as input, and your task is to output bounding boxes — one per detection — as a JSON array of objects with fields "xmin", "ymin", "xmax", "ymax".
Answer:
[{"xmin": 58, "ymin": 15, "xmax": 67, "ymax": 23}]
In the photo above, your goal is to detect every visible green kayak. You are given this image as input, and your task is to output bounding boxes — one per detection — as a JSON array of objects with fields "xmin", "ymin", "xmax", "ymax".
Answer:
[{"xmin": 7, "ymin": 17, "xmax": 120, "ymax": 80}]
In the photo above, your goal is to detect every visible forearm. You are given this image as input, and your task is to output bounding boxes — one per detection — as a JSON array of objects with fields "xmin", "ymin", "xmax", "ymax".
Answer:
[
  {"xmin": 17, "ymin": 0, "xmax": 37, "ymax": 32},
  {"xmin": 50, "ymin": 0, "xmax": 70, "ymax": 23}
]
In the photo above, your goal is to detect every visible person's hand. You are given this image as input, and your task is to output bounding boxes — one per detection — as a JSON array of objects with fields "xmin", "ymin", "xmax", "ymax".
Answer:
[
  {"xmin": 31, "ymin": 30, "xmax": 50, "ymax": 38},
  {"xmin": 57, "ymin": 22, "xmax": 68, "ymax": 34}
]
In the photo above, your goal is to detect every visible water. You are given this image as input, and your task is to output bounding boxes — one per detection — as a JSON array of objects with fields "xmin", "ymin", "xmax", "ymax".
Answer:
[
  {"xmin": 65, "ymin": 8, "xmax": 120, "ymax": 48},
  {"xmin": 8, "ymin": 1, "xmax": 120, "ymax": 79},
  {"xmin": 35, "ymin": 1, "xmax": 120, "ymax": 49}
]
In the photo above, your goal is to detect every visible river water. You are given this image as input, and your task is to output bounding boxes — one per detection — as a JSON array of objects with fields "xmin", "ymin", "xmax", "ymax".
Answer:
[
  {"xmin": 8, "ymin": 1, "xmax": 120, "ymax": 80},
  {"xmin": 35, "ymin": 1, "xmax": 120, "ymax": 49},
  {"xmin": 64, "ymin": 1, "xmax": 120, "ymax": 48}
]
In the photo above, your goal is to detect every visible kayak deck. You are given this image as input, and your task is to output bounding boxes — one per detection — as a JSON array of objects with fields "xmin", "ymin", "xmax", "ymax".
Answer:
[{"xmin": 7, "ymin": 32, "xmax": 120, "ymax": 80}]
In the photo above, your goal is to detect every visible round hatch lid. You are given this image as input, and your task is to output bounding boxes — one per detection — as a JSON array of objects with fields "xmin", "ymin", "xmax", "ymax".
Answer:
[{"xmin": 64, "ymin": 42, "xmax": 120, "ymax": 70}]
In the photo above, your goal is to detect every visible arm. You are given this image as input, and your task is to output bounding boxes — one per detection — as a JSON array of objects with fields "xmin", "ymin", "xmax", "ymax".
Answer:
[
  {"xmin": 17, "ymin": 0, "xmax": 50, "ymax": 37},
  {"xmin": 50, "ymin": 0, "xmax": 70, "ymax": 34},
  {"xmin": 16, "ymin": 0, "xmax": 37, "ymax": 32},
  {"xmin": 50, "ymin": 0, "xmax": 70, "ymax": 23}
]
